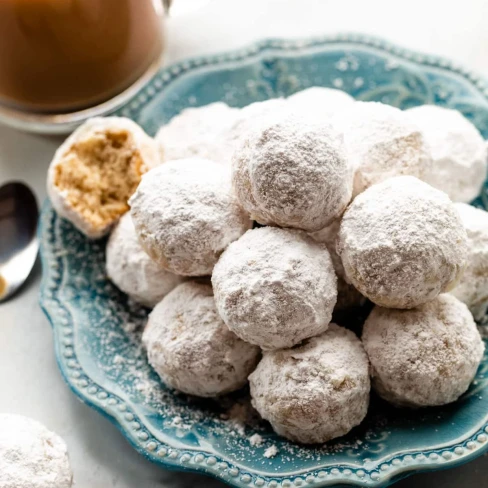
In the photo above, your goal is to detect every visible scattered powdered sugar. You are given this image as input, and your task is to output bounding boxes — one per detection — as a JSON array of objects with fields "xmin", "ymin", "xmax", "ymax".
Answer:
[
  {"xmin": 156, "ymin": 102, "xmax": 240, "ymax": 164},
  {"xmin": 334, "ymin": 102, "xmax": 432, "ymax": 196},
  {"xmin": 450, "ymin": 203, "xmax": 488, "ymax": 320},
  {"xmin": 338, "ymin": 176, "xmax": 468, "ymax": 309},
  {"xmin": 232, "ymin": 113, "xmax": 352, "ymax": 231},
  {"xmin": 212, "ymin": 227, "xmax": 337, "ymax": 350},
  {"xmin": 106, "ymin": 213, "xmax": 186, "ymax": 308},
  {"xmin": 263, "ymin": 445, "xmax": 279, "ymax": 458},
  {"xmin": 407, "ymin": 105, "xmax": 487, "ymax": 202},
  {"xmin": 249, "ymin": 324, "xmax": 370, "ymax": 444},
  {"xmin": 129, "ymin": 158, "xmax": 252, "ymax": 276},
  {"xmin": 0, "ymin": 414, "xmax": 72, "ymax": 488},
  {"xmin": 142, "ymin": 281, "xmax": 260, "ymax": 397},
  {"xmin": 248, "ymin": 433, "xmax": 264, "ymax": 447},
  {"xmin": 362, "ymin": 294, "xmax": 485, "ymax": 407}
]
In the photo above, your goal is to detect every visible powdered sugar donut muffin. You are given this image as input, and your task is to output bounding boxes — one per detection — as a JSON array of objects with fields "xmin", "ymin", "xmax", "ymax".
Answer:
[
  {"xmin": 130, "ymin": 158, "xmax": 252, "ymax": 276},
  {"xmin": 310, "ymin": 219, "xmax": 366, "ymax": 312},
  {"xmin": 47, "ymin": 117, "xmax": 160, "ymax": 239},
  {"xmin": 143, "ymin": 281, "xmax": 260, "ymax": 397},
  {"xmin": 249, "ymin": 324, "xmax": 370, "ymax": 444},
  {"xmin": 335, "ymin": 102, "xmax": 432, "ymax": 196},
  {"xmin": 232, "ymin": 113, "xmax": 352, "ymax": 231},
  {"xmin": 337, "ymin": 176, "xmax": 468, "ymax": 309},
  {"xmin": 155, "ymin": 102, "xmax": 240, "ymax": 164},
  {"xmin": 212, "ymin": 227, "xmax": 337, "ymax": 350},
  {"xmin": 362, "ymin": 294, "xmax": 485, "ymax": 407},
  {"xmin": 286, "ymin": 87, "xmax": 354, "ymax": 117},
  {"xmin": 450, "ymin": 203, "xmax": 488, "ymax": 320},
  {"xmin": 0, "ymin": 414, "xmax": 72, "ymax": 488},
  {"xmin": 407, "ymin": 105, "xmax": 487, "ymax": 202},
  {"xmin": 106, "ymin": 213, "xmax": 185, "ymax": 308},
  {"xmin": 221, "ymin": 98, "xmax": 287, "ymax": 155}
]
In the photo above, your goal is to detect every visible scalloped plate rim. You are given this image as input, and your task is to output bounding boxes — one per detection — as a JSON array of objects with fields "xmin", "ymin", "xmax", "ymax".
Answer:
[{"xmin": 39, "ymin": 34, "xmax": 488, "ymax": 488}]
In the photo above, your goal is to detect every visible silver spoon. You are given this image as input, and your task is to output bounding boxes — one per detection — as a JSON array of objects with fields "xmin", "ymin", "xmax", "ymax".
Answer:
[{"xmin": 0, "ymin": 182, "xmax": 39, "ymax": 302}]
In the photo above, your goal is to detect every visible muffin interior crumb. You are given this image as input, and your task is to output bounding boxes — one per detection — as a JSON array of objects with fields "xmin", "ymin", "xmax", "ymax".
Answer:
[{"xmin": 54, "ymin": 130, "xmax": 143, "ymax": 231}]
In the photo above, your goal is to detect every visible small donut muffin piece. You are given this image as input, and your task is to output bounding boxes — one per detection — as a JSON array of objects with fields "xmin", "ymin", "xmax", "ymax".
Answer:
[
  {"xmin": 155, "ymin": 102, "xmax": 240, "ymax": 164},
  {"xmin": 0, "ymin": 414, "xmax": 73, "ymax": 488},
  {"xmin": 106, "ymin": 213, "xmax": 185, "ymax": 308},
  {"xmin": 212, "ymin": 227, "xmax": 337, "ymax": 350},
  {"xmin": 130, "ymin": 158, "xmax": 252, "ymax": 276},
  {"xmin": 450, "ymin": 203, "xmax": 488, "ymax": 320},
  {"xmin": 232, "ymin": 113, "xmax": 352, "ymax": 231},
  {"xmin": 407, "ymin": 105, "xmax": 487, "ymax": 202},
  {"xmin": 142, "ymin": 281, "xmax": 261, "ymax": 397},
  {"xmin": 362, "ymin": 294, "xmax": 485, "ymax": 407},
  {"xmin": 286, "ymin": 87, "xmax": 354, "ymax": 117},
  {"xmin": 337, "ymin": 176, "xmax": 468, "ymax": 309},
  {"xmin": 47, "ymin": 117, "xmax": 160, "ymax": 239},
  {"xmin": 310, "ymin": 219, "xmax": 366, "ymax": 312},
  {"xmin": 249, "ymin": 324, "xmax": 370, "ymax": 444},
  {"xmin": 335, "ymin": 102, "xmax": 432, "ymax": 196}
]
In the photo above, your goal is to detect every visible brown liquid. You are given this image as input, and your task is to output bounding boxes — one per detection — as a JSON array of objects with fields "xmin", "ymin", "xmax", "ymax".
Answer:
[{"xmin": 0, "ymin": 0, "xmax": 163, "ymax": 112}]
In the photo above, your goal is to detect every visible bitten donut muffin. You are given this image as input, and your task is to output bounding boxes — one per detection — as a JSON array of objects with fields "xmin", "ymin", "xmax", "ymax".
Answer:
[
  {"xmin": 106, "ymin": 213, "xmax": 185, "ymax": 308},
  {"xmin": 337, "ymin": 176, "xmax": 468, "ymax": 309},
  {"xmin": 155, "ymin": 102, "xmax": 240, "ymax": 164},
  {"xmin": 362, "ymin": 294, "xmax": 485, "ymax": 407},
  {"xmin": 450, "ymin": 203, "xmax": 488, "ymax": 320},
  {"xmin": 249, "ymin": 324, "xmax": 370, "ymax": 444},
  {"xmin": 407, "ymin": 105, "xmax": 487, "ymax": 202},
  {"xmin": 47, "ymin": 117, "xmax": 160, "ymax": 239},
  {"xmin": 286, "ymin": 87, "xmax": 354, "ymax": 117},
  {"xmin": 232, "ymin": 113, "xmax": 352, "ymax": 231},
  {"xmin": 142, "ymin": 281, "xmax": 260, "ymax": 397},
  {"xmin": 335, "ymin": 102, "xmax": 432, "ymax": 196},
  {"xmin": 212, "ymin": 227, "xmax": 337, "ymax": 350},
  {"xmin": 0, "ymin": 414, "xmax": 73, "ymax": 488},
  {"xmin": 310, "ymin": 219, "xmax": 366, "ymax": 312},
  {"xmin": 130, "ymin": 158, "xmax": 252, "ymax": 276}
]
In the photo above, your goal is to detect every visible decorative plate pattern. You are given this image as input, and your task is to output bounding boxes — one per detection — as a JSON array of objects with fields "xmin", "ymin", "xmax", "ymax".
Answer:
[{"xmin": 39, "ymin": 35, "xmax": 488, "ymax": 488}]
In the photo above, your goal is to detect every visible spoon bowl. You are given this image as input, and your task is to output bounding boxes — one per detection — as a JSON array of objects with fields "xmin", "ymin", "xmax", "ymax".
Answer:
[{"xmin": 0, "ymin": 182, "xmax": 39, "ymax": 302}]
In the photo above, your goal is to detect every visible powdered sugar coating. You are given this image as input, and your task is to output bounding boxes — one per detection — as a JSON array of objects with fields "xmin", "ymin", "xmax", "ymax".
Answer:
[
  {"xmin": 286, "ymin": 87, "xmax": 354, "ymax": 117},
  {"xmin": 337, "ymin": 176, "xmax": 468, "ymax": 309},
  {"xmin": 155, "ymin": 103, "xmax": 240, "ymax": 164},
  {"xmin": 0, "ymin": 414, "xmax": 72, "ymax": 488},
  {"xmin": 212, "ymin": 227, "xmax": 337, "ymax": 350},
  {"xmin": 129, "ymin": 158, "xmax": 252, "ymax": 276},
  {"xmin": 362, "ymin": 294, "xmax": 485, "ymax": 407},
  {"xmin": 310, "ymin": 220, "xmax": 366, "ymax": 311},
  {"xmin": 47, "ymin": 117, "xmax": 160, "ymax": 239},
  {"xmin": 407, "ymin": 105, "xmax": 487, "ymax": 202},
  {"xmin": 223, "ymin": 98, "xmax": 286, "ymax": 144},
  {"xmin": 232, "ymin": 114, "xmax": 352, "ymax": 231},
  {"xmin": 142, "ymin": 281, "xmax": 260, "ymax": 397},
  {"xmin": 249, "ymin": 324, "xmax": 370, "ymax": 444},
  {"xmin": 106, "ymin": 213, "xmax": 185, "ymax": 308},
  {"xmin": 335, "ymin": 102, "xmax": 432, "ymax": 196},
  {"xmin": 450, "ymin": 203, "xmax": 488, "ymax": 320}
]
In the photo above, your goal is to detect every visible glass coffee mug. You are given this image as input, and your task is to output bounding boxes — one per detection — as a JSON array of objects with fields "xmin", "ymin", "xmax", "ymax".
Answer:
[{"xmin": 0, "ymin": 0, "xmax": 167, "ymax": 133}]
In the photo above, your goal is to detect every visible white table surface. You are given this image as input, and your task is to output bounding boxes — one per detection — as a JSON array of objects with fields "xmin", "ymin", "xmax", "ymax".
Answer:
[{"xmin": 1, "ymin": 1, "xmax": 487, "ymax": 486}]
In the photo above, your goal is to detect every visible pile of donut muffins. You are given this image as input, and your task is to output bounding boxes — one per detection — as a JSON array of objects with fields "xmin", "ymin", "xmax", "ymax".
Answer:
[{"xmin": 47, "ymin": 87, "xmax": 488, "ymax": 445}]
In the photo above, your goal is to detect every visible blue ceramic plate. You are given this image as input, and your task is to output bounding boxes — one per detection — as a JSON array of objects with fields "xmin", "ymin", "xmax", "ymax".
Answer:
[{"xmin": 39, "ymin": 35, "xmax": 488, "ymax": 488}]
